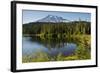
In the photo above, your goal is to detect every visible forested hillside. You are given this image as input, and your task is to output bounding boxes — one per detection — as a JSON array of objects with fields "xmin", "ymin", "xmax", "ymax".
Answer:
[{"xmin": 23, "ymin": 21, "xmax": 91, "ymax": 38}]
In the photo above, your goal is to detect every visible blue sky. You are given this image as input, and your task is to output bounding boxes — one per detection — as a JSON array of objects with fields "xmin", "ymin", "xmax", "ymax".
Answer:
[{"xmin": 22, "ymin": 10, "xmax": 91, "ymax": 24}]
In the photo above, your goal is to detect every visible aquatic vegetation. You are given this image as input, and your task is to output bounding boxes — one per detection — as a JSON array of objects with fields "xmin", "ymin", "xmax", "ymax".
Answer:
[{"xmin": 22, "ymin": 35, "xmax": 91, "ymax": 63}]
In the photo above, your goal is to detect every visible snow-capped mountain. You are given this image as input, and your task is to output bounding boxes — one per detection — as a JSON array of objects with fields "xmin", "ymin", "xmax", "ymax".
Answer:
[{"xmin": 36, "ymin": 15, "xmax": 69, "ymax": 23}]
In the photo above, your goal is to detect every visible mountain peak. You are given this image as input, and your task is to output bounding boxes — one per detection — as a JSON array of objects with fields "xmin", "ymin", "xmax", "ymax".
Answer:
[{"xmin": 36, "ymin": 15, "xmax": 69, "ymax": 23}]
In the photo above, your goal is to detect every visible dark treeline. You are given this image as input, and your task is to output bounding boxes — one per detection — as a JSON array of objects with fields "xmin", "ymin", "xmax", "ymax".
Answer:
[{"xmin": 23, "ymin": 21, "xmax": 91, "ymax": 37}]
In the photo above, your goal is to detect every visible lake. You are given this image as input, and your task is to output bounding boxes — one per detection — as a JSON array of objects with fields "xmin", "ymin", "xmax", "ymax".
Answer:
[{"xmin": 22, "ymin": 37, "xmax": 77, "ymax": 58}]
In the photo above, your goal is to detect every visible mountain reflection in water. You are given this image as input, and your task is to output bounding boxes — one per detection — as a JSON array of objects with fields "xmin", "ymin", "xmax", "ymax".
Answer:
[{"xmin": 22, "ymin": 36, "xmax": 77, "ymax": 57}]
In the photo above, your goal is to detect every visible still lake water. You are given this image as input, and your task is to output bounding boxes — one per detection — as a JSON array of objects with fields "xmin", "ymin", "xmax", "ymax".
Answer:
[{"xmin": 22, "ymin": 37, "xmax": 77, "ymax": 57}]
